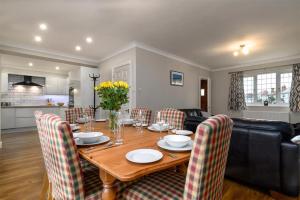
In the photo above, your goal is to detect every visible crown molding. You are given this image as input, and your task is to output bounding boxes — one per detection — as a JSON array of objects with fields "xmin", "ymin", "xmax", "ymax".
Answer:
[
  {"xmin": 99, "ymin": 41, "xmax": 210, "ymax": 71},
  {"xmin": 211, "ymin": 54, "xmax": 300, "ymax": 72},
  {"xmin": 0, "ymin": 42, "xmax": 99, "ymax": 68},
  {"xmin": 98, "ymin": 42, "xmax": 137, "ymax": 64}
]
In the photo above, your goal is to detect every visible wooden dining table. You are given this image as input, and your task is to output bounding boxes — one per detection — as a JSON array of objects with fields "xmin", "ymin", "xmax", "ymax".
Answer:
[{"xmin": 78, "ymin": 122, "xmax": 193, "ymax": 200}]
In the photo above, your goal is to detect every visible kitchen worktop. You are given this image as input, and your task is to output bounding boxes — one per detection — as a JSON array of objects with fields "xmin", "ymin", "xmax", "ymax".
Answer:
[{"xmin": 1, "ymin": 105, "xmax": 68, "ymax": 108}]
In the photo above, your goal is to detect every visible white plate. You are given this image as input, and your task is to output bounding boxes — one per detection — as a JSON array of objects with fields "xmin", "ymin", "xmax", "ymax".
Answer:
[
  {"xmin": 126, "ymin": 149, "xmax": 163, "ymax": 164},
  {"xmin": 72, "ymin": 126, "xmax": 80, "ymax": 131},
  {"xmin": 147, "ymin": 126, "xmax": 168, "ymax": 132},
  {"xmin": 122, "ymin": 119, "xmax": 135, "ymax": 125},
  {"xmin": 172, "ymin": 129, "xmax": 193, "ymax": 136},
  {"xmin": 75, "ymin": 135, "xmax": 110, "ymax": 146},
  {"xmin": 96, "ymin": 118, "xmax": 107, "ymax": 122},
  {"xmin": 157, "ymin": 139, "xmax": 193, "ymax": 152},
  {"xmin": 73, "ymin": 132, "xmax": 103, "ymax": 138},
  {"xmin": 133, "ymin": 123, "xmax": 148, "ymax": 127}
]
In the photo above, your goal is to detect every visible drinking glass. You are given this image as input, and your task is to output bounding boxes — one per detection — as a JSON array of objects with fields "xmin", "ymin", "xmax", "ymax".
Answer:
[{"xmin": 114, "ymin": 112, "xmax": 124, "ymax": 145}]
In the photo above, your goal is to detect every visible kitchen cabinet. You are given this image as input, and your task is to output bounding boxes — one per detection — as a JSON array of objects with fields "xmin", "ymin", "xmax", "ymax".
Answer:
[
  {"xmin": 46, "ymin": 77, "xmax": 68, "ymax": 95},
  {"xmin": 1, "ymin": 107, "xmax": 67, "ymax": 130},
  {"xmin": 0, "ymin": 73, "xmax": 8, "ymax": 93},
  {"xmin": 1, "ymin": 108, "xmax": 16, "ymax": 129}
]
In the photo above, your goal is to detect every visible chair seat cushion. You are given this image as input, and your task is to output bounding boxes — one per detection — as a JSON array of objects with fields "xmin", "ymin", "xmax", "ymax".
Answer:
[
  {"xmin": 83, "ymin": 167, "xmax": 134, "ymax": 200},
  {"xmin": 122, "ymin": 170, "xmax": 185, "ymax": 200}
]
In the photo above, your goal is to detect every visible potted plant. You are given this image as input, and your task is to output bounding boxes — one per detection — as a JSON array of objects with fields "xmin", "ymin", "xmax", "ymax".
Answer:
[{"xmin": 95, "ymin": 81, "xmax": 129, "ymax": 131}]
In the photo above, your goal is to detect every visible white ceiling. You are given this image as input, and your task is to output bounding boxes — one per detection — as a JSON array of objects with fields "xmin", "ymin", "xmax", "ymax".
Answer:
[
  {"xmin": 0, "ymin": 0, "xmax": 300, "ymax": 69},
  {"xmin": 1, "ymin": 54, "xmax": 80, "ymax": 75}
]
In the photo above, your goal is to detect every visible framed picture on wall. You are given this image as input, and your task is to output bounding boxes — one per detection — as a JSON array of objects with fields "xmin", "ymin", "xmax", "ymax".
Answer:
[{"xmin": 170, "ymin": 70, "xmax": 184, "ymax": 86}]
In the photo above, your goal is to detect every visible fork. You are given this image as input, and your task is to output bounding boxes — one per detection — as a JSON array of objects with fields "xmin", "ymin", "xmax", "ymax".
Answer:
[{"xmin": 85, "ymin": 141, "xmax": 113, "ymax": 152}]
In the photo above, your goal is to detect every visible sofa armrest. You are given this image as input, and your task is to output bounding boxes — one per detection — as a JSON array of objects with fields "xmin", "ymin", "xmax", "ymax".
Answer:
[
  {"xmin": 281, "ymin": 142, "xmax": 299, "ymax": 196},
  {"xmin": 248, "ymin": 130, "xmax": 281, "ymax": 190}
]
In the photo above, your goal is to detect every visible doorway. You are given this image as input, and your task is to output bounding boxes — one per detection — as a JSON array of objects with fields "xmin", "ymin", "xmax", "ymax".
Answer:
[
  {"xmin": 112, "ymin": 61, "xmax": 132, "ymax": 116},
  {"xmin": 199, "ymin": 77, "xmax": 211, "ymax": 113}
]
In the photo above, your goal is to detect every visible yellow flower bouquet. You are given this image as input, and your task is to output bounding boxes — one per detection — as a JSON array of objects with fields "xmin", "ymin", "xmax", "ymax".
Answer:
[{"xmin": 95, "ymin": 81, "xmax": 129, "ymax": 130}]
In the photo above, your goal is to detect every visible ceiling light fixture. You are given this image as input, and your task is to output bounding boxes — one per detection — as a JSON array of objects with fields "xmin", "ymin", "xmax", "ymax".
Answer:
[
  {"xmin": 55, "ymin": 66, "xmax": 60, "ymax": 70},
  {"xmin": 28, "ymin": 62, "xmax": 33, "ymax": 67},
  {"xmin": 233, "ymin": 44, "xmax": 250, "ymax": 56},
  {"xmin": 75, "ymin": 45, "xmax": 81, "ymax": 51},
  {"xmin": 233, "ymin": 51, "xmax": 239, "ymax": 57},
  {"xmin": 86, "ymin": 37, "xmax": 93, "ymax": 43},
  {"xmin": 39, "ymin": 23, "xmax": 47, "ymax": 31},
  {"xmin": 34, "ymin": 35, "xmax": 42, "ymax": 42}
]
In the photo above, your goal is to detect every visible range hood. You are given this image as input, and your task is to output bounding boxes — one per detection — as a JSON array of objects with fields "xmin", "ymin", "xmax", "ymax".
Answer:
[{"xmin": 12, "ymin": 76, "xmax": 43, "ymax": 87}]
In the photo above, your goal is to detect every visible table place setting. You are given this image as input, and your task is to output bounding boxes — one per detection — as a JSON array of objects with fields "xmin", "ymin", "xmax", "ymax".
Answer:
[
  {"xmin": 95, "ymin": 118, "xmax": 107, "ymax": 122},
  {"xmin": 147, "ymin": 123, "xmax": 169, "ymax": 132},
  {"xmin": 70, "ymin": 123, "xmax": 81, "ymax": 132},
  {"xmin": 73, "ymin": 132, "xmax": 110, "ymax": 146},
  {"xmin": 126, "ymin": 149, "xmax": 164, "ymax": 164},
  {"xmin": 157, "ymin": 134, "xmax": 193, "ymax": 152},
  {"xmin": 171, "ymin": 129, "xmax": 193, "ymax": 136}
]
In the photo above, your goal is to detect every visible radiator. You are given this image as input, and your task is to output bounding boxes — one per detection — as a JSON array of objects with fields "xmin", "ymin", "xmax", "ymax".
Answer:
[{"xmin": 242, "ymin": 111, "xmax": 290, "ymax": 122}]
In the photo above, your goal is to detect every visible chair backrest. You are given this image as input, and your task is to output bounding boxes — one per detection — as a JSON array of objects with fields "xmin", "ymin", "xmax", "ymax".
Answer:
[
  {"xmin": 155, "ymin": 108, "xmax": 184, "ymax": 130},
  {"xmin": 130, "ymin": 107, "xmax": 152, "ymax": 124},
  {"xmin": 34, "ymin": 111, "xmax": 52, "ymax": 181},
  {"xmin": 65, "ymin": 107, "xmax": 93, "ymax": 124},
  {"xmin": 183, "ymin": 115, "xmax": 233, "ymax": 200},
  {"xmin": 40, "ymin": 113, "xmax": 84, "ymax": 200}
]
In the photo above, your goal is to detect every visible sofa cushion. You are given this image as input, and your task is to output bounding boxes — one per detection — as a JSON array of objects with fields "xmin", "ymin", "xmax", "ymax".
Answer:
[{"xmin": 232, "ymin": 118, "xmax": 295, "ymax": 140}]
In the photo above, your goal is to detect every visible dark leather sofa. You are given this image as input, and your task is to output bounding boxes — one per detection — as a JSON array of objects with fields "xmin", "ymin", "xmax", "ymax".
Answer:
[
  {"xmin": 181, "ymin": 109, "xmax": 299, "ymax": 197},
  {"xmin": 179, "ymin": 109, "xmax": 207, "ymax": 131}
]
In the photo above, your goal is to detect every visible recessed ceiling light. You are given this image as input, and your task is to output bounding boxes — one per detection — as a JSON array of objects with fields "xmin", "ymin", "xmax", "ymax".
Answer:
[
  {"xmin": 34, "ymin": 35, "xmax": 42, "ymax": 42},
  {"xmin": 233, "ymin": 51, "xmax": 239, "ymax": 57},
  {"xmin": 39, "ymin": 23, "xmax": 47, "ymax": 31},
  {"xmin": 86, "ymin": 37, "xmax": 93, "ymax": 43},
  {"xmin": 28, "ymin": 62, "xmax": 33, "ymax": 67},
  {"xmin": 55, "ymin": 66, "xmax": 60, "ymax": 70},
  {"xmin": 75, "ymin": 45, "xmax": 81, "ymax": 51}
]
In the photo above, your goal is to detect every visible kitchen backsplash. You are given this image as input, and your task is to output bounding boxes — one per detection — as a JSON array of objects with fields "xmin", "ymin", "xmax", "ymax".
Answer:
[
  {"xmin": 1, "ymin": 86, "xmax": 68, "ymax": 106},
  {"xmin": 1, "ymin": 74, "xmax": 69, "ymax": 106}
]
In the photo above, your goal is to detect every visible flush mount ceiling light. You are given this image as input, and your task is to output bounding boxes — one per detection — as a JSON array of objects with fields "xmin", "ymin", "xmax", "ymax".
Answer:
[
  {"xmin": 39, "ymin": 23, "xmax": 47, "ymax": 31},
  {"xmin": 34, "ymin": 35, "xmax": 42, "ymax": 42},
  {"xmin": 75, "ymin": 45, "xmax": 81, "ymax": 51},
  {"xmin": 233, "ymin": 44, "xmax": 250, "ymax": 56},
  {"xmin": 86, "ymin": 37, "xmax": 93, "ymax": 43},
  {"xmin": 55, "ymin": 66, "xmax": 60, "ymax": 70},
  {"xmin": 28, "ymin": 62, "xmax": 33, "ymax": 67}
]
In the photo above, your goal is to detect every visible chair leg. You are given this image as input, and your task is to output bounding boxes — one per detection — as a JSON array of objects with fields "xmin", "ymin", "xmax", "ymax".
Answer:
[
  {"xmin": 47, "ymin": 182, "xmax": 53, "ymax": 200},
  {"xmin": 40, "ymin": 173, "xmax": 49, "ymax": 200}
]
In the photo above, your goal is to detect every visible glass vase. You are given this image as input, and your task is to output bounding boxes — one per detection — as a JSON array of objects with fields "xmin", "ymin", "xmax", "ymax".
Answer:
[{"xmin": 108, "ymin": 111, "xmax": 118, "ymax": 131}]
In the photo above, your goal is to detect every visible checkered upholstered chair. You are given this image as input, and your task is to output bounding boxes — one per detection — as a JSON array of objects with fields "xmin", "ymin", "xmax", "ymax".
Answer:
[
  {"xmin": 38, "ymin": 113, "xmax": 129, "ymax": 200},
  {"xmin": 65, "ymin": 107, "xmax": 94, "ymax": 124},
  {"xmin": 122, "ymin": 114, "xmax": 233, "ymax": 200},
  {"xmin": 130, "ymin": 107, "xmax": 152, "ymax": 124},
  {"xmin": 155, "ymin": 108, "xmax": 185, "ymax": 130}
]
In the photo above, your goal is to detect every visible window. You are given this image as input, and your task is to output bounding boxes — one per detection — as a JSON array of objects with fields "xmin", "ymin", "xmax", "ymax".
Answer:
[
  {"xmin": 243, "ymin": 77, "xmax": 254, "ymax": 103},
  {"xmin": 280, "ymin": 73, "xmax": 292, "ymax": 104},
  {"xmin": 243, "ymin": 68, "xmax": 292, "ymax": 106}
]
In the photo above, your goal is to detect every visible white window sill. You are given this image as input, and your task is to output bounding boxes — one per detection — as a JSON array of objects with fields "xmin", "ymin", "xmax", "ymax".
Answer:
[{"xmin": 246, "ymin": 104, "xmax": 289, "ymax": 108}]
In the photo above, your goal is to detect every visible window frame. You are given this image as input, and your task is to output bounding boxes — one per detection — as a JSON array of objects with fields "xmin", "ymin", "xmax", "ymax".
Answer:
[{"xmin": 243, "ymin": 67, "xmax": 292, "ymax": 107}]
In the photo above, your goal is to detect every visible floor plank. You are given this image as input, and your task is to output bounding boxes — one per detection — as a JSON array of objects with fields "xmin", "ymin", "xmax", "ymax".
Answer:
[{"xmin": 0, "ymin": 131, "xmax": 297, "ymax": 200}]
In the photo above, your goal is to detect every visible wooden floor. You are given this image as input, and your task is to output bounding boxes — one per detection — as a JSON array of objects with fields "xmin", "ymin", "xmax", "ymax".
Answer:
[{"xmin": 0, "ymin": 131, "xmax": 296, "ymax": 200}]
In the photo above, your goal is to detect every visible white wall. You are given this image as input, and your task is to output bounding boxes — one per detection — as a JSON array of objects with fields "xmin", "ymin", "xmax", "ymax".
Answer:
[
  {"xmin": 135, "ymin": 47, "xmax": 210, "ymax": 115},
  {"xmin": 211, "ymin": 58, "xmax": 300, "ymax": 123},
  {"xmin": 0, "ymin": 55, "xmax": 2, "ymax": 148},
  {"xmin": 98, "ymin": 48, "xmax": 137, "ymax": 117}
]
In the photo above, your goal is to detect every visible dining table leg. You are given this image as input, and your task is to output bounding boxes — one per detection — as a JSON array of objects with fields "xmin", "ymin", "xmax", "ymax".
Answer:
[{"xmin": 100, "ymin": 169, "xmax": 117, "ymax": 200}]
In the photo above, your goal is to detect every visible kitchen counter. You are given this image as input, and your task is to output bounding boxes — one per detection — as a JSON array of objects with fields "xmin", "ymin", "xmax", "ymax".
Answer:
[{"xmin": 1, "ymin": 105, "xmax": 68, "ymax": 108}]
